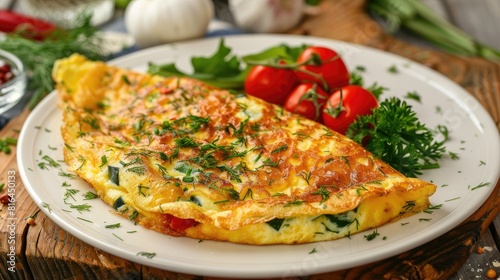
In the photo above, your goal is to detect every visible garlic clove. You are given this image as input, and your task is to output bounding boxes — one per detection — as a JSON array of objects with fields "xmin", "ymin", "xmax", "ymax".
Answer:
[
  {"xmin": 125, "ymin": 0, "xmax": 215, "ymax": 48},
  {"xmin": 229, "ymin": 0, "xmax": 304, "ymax": 33}
]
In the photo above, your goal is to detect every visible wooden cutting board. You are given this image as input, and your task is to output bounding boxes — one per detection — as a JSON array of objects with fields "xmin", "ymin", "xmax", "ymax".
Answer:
[{"xmin": 1, "ymin": 0, "xmax": 499, "ymax": 279}]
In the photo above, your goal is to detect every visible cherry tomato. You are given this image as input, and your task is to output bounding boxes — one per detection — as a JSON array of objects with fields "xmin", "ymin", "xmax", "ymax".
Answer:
[
  {"xmin": 244, "ymin": 64, "xmax": 299, "ymax": 105},
  {"xmin": 296, "ymin": 46, "xmax": 350, "ymax": 91},
  {"xmin": 322, "ymin": 85, "xmax": 378, "ymax": 135},
  {"xmin": 284, "ymin": 83, "xmax": 329, "ymax": 121},
  {"xmin": 163, "ymin": 214, "xmax": 198, "ymax": 232}
]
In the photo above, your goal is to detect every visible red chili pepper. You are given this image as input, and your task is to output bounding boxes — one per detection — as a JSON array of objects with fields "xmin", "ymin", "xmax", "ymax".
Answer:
[{"xmin": 0, "ymin": 10, "xmax": 57, "ymax": 40}]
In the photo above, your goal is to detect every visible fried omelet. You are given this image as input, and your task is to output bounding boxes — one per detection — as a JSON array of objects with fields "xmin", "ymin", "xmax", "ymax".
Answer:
[{"xmin": 53, "ymin": 54, "xmax": 436, "ymax": 245}]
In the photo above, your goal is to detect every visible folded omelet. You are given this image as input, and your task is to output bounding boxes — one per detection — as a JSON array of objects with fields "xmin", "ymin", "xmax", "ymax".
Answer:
[{"xmin": 53, "ymin": 54, "xmax": 436, "ymax": 245}]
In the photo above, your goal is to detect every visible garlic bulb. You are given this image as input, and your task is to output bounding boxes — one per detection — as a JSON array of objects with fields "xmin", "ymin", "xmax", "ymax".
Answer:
[
  {"xmin": 229, "ymin": 0, "xmax": 304, "ymax": 33},
  {"xmin": 125, "ymin": 0, "xmax": 214, "ymax": 48}
]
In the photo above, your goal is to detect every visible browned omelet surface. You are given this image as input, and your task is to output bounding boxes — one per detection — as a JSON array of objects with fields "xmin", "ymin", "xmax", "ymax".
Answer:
[{"xmin": 53, "ymin": 54, "xmax": 436, "ymax": 245}]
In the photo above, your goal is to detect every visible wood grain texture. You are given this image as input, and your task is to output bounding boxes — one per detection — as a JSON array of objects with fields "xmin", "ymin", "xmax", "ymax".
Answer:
[{"xmin": 1, "ymin": 0, "xmax": 499, "ymax": 279}]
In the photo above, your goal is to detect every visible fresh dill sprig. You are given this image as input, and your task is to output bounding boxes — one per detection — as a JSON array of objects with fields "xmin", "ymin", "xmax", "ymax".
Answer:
[{"xmin": 105, "ymin": 223, "xmax": 121, "ymax": 229}]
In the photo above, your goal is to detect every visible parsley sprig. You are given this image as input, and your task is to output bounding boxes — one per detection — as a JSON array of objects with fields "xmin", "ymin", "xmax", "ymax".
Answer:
[{"xmin": 347, "ymin": 97, "xmax": 446, "ymax": 177}]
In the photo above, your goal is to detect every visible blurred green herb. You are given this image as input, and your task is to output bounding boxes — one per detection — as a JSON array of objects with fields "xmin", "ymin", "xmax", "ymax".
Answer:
[
  {"xmin": 0, "ymin": 14, "xmax": 106, "ymax": 109},
  {"xmin": 305, "ymin": 0, "xmax": 321, "ymax": 6},
  {"xmin": 115, "ymin": 0, "xmax": 132, "ymax": 9},
  {"xmin": 0, "ymin": 136, "xmax": 17, "ymax": 154}
]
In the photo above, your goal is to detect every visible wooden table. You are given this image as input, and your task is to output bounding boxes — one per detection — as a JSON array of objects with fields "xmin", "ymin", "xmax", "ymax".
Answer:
[{"xmin": 1, "ymin": 0, "xmax": 500, "ymax": 279}]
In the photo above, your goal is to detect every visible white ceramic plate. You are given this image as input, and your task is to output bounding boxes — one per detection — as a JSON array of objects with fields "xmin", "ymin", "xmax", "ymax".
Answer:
[{"xmin": 18, "ymin": 35, "xmax": 500, "ymax": 278}]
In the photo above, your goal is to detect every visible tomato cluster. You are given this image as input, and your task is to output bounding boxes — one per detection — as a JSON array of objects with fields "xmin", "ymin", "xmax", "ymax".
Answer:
[{"xmin": 244, "ymin": 46, "xmax": 378, "ymax": 135}]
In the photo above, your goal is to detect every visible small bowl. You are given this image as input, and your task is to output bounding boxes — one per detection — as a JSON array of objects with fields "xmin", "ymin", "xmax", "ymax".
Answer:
[{"xmin": 0, "ymin": 49, "xmax": 27, "ymax": 115}]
